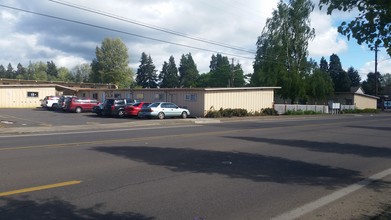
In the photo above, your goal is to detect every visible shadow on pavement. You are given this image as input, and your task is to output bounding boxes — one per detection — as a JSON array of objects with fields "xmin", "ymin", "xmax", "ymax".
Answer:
[
  {"xmin": 92, "ymin": 145, "xmax": 361, "ymax": 188},
  {"xmin": 347, "ymin": 125, "xmax": 391, "ymax": 132},
  {"xmin": 227, "ymin": 136, "xmax": 391, "ymax": 158},
  {"xmin": 0, "ymin": 197, "xmax": 154, "ymax": 220}
]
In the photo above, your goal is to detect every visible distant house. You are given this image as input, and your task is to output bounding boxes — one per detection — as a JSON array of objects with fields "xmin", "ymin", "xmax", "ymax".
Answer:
[{"xmin": 332, "ymin": 87, "xmax": 379, "ymax": 109}]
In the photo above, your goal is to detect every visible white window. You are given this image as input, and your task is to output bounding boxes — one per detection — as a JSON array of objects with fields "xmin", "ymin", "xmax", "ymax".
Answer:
[
  {"xmin": 154, "ymin": 93, "xmax": 164, "ymax": 100},
  {"xmin": 185, "ymin": 94, "xmax": 197, "ymax": 101}
]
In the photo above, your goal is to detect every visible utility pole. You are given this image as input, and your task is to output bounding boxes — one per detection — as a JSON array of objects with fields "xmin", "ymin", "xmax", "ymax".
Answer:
[{"xmin": 375, "ymin": 44, "xmax": 378, "ymax": 96}]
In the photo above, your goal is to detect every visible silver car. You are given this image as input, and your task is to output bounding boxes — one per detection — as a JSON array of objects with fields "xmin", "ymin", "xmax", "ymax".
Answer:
[{"xmin": 138, "ymin": 102, "xmax": 190, "ymax": 119}]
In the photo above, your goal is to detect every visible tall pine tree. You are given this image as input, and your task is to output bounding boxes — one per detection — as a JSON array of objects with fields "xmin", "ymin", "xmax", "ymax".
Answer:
[
  {"xmin": 136, "ymin": 52, "xmax": 158, "ymax": 88},
  {"xmin": 159, "ymin": 56, "xmax": 179, "ymax": 88},
  {"xmin": 179, "ymin": 53, "xmax": 199, "ymax": 88}
]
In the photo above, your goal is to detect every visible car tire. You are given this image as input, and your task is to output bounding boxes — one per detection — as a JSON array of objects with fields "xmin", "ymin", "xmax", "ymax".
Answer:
[
  {"xmin": 51, "ymin": 103, "xmax": 58, "ymax": 110},
  {"xmin": 158, "ymin": 112, "xmax": 165, "ymax": 119},
  {"xmin": 181, "ymin": 111, "xmax": 188, "ymax": 119},
  {"xmin": 75, "ymin": 107, "xmax": 82, "ymax": 113},
  {"xmin": 118, "ymin": 110, "xmax": 125, "ymax": 118}
]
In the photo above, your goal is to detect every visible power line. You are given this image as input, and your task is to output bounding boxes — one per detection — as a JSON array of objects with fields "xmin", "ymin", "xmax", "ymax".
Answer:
[
  {"xmin": 0, "ymin": 4, "xmax": 255, "ymax": 60},
  {"xmin": 49, "ymin": 0, "xmax": 257, "ymax": 54}
]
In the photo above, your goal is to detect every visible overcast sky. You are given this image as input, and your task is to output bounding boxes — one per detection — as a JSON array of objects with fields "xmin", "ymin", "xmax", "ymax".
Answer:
[{"xmin": 0, "ymin": 0, "xmax": 390, "ymax": 81}]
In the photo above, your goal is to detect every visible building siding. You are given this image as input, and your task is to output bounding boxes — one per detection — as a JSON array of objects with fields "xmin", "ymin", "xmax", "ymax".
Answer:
[
  {"xmin": 354, "ymin": 94, "xmax": 377, "ymax": 109},
  {"xmin": 204, "ymin": 89, "xmax": 275, "ymax": 115},
  {"xmin": 0, "ymin": 86, "xmax": 56, "ymax": 108}
]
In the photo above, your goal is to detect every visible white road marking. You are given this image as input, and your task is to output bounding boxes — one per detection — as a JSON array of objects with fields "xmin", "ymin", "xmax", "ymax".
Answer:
[{"xmin": 271, "ymin": 167, "xmax": 391, "ymax": 220}]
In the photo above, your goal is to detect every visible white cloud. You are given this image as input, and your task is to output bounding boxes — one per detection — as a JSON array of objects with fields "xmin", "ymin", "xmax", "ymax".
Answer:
[
  {"xmin": 308, "ymin": 10, "xmax": 348, "ymax": 57},
  {"xmin": 0, "ymin": 0, "xmax": 384, "ymax": 81}
]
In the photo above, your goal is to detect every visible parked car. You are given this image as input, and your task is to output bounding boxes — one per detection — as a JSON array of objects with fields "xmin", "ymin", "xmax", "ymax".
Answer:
[
  {"xmin": 57, "ymin": 95, "xmax": 77, "ymax": 111},
  {"xmin": 101, "ymin": 98, "xmax": 138, "ymax": 117},
  {"xmin": 92, "ymin": 103, "xmax": 104, "ymax": 116},
  {"xmin": 64, "ymin": 97, "xmax": 100, "ymax": 113},
  {"xmin": 124, "ymin": 102, "xmax": 151, "ymax": 117},
  {"xmin": 138, "ymin": 102, "xmax": 190, "ymax": 119},
  {"xmin": 40, "ymin": 96, "xmax": 59, "ymax": 109}
]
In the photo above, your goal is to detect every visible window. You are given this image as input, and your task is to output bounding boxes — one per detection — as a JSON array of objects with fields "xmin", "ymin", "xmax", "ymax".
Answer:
[
  {"xmin": 154, "ymin": 93, "xmax": 164, "ymax": 100},
  {"xmin": 114, "ymin": 93, "xmax": 121, "ymax": 98},
  {"xmin": 136, "ymin": 93, "xmax": 144, "ymax": 100},
  {"xmin": 27, "ymin": 92, "xmax": 38, "ymax": 97},
  {"xmin": 92, "ymin": 93, "xmax": 98, "ymax": 99},
  {"xmin": 185, "ymin": 94, "xmax": 197, "ymax": 101}
]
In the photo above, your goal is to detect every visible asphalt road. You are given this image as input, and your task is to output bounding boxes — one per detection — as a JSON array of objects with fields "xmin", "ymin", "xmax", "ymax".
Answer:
[{"xmin": 0, "ymin": 111, "xmax": 390, "ymax": 220}]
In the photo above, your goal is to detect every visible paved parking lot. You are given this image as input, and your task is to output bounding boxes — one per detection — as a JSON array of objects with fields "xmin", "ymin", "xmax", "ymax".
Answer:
[{"xmin": 0, "ymin": 107, "xmax": 138, "ymax": 128}]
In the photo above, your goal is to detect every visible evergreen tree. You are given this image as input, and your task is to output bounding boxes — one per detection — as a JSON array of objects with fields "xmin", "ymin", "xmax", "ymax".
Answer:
[
  {"xmin": 179, "ymin": 53, "xmax": 199, "ymax": 88},
  {"xmin": 328, "ymin": 54, "xmax": 351, "ymax": 92},
  {"xmin": 15, "ymin": 63, "xmax": 26, "ymax": 79},
  {"xmin": 136, "ymin": 52, "xmax": 158, "ymax": 88},
  {"xmin": 196, "ymin": 72, "xmax": 212, "ymax": 88},
  {"xmin": 46, "ymin": 61, "xmax": 58, "ymax": 80},
  {"xmin": 230, "ymin": 62, "xmax": 246, "ymax": 87},
  {"xmin": 6, "ymin": 63, "xmax": 15, "ymax": 79},
  {"xmin": 159, "ymin": 56, "xmax": 179, "ymax": 88},
  {"xmin": 252, "ymin": 0, "xmax": 315, "ymax": 103},
  {"xmin": 362, "ymin": 72, "xmax": 383, "ymax": 95},
  {"xmin": 319, "ymin": 57, "xmax": 328, "ymax": 71},
  {"xmin": 347, "ymin": 67, "xmax": 361, "ymax": 87},
  {"xmin": 90, "ymin": 38, "xmax": 133, "ymax": 88},
  {"xmin": 209, "ymin": 54, "xmax": 231, "ymax": 87},
  {"xmin": 27, "ymin": 61, "xmax": 35, "ymax": 80},
  {"xmin": 0, "ymin": 65, "xmax": 5, "ymax": 78}
]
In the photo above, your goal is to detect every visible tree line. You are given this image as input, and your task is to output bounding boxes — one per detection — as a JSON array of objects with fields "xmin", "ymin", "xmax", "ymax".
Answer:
[{"xmin": 1, "ymin": 0, "xmax": 390, "ymax": 103}]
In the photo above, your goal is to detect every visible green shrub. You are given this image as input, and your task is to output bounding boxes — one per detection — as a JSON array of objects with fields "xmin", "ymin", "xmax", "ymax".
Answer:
[
  {"xmin": 341, "ymin": 108, "xmax": 379, "ymax": 114},
  {"xmin": 261, "ymin": 108, "xmax": 278, "ymax": 116},
  {"xmin": 285, "ymin": 109, "xmax": 321, "ymax": 115}
]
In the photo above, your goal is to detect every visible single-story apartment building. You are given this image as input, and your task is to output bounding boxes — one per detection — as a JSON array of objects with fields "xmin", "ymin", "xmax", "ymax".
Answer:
[
  {"xmin": 75, "ymin": 87, "xmax": 280, "ymax": 117},
  {"xmin": 0, "ymin": 83, "xmax": 280, "ymax": 117}
]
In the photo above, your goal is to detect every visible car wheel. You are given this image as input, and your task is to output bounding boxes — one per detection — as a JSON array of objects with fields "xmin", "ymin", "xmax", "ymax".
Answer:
[
  {"xmin": 158, "ymin": 112, "xmax": 165, "ymax": 119},
  {"xmin": 51, "ymin": 103, "xmax": 58, "ymax": 110},
  {"xmin": 75, "ymin": 107, "xmax": 82, "ymax": 113},
  {"xmin": 181, "ymin": 111, "xmax": 188, "ymax": 119},
  {"xmin": 118, "ymin": 110, "xmax": 125, "ymax": 118}
]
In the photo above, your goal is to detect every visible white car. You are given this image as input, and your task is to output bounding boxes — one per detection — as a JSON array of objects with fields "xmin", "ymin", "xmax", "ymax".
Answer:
[
  {"xmin": 41, "ymin": 96, "xmax": 59, "ymax": 109},
  {"xmin": 138, "ymin": 102, "xmax": 190, "ymax": 119}
]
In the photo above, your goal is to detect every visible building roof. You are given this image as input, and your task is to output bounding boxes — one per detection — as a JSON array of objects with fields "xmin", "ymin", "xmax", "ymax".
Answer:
[
  {"xmin": 75, "ymin": 87, "xmax": 281, "ymax": 92},
  {"xmin": 335, "ymin": 86, "xmax": 379, "ymax": 99}
]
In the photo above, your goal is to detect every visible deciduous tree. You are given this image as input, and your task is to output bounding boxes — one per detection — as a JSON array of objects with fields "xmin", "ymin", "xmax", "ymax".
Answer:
[
  {"xmin": 252, "ymin": 0, "xmax": 315, "ymax": 103},
  {"xmin": 319, "ymin": 0, "xmax": 391, "ymax": 56},
  {"xmin": 90, "ymin": 38, "xmax": 133, "ymax": 88}
]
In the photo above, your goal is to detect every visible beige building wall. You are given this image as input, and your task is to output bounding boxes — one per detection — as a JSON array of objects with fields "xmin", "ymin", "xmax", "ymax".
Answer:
[
  {"xmin": 204, "ymin": 89, "xmax": 275, "ymax": 115},
  {"xmin": 75, "ymin": 87, "xmax": 278, "ymax": 117},
  {"xmin": 0, "ymin": 85, "xmax": 56, "ymax": 108},
  {"xmin": 354, "ymin": 94, "xmax": 377, "ymax": 109}
]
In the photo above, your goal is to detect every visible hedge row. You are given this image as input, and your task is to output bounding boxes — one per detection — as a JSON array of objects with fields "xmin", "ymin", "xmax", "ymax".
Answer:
[{"xmin": 205, "ymin": 107, "xmax": 277, "ymax": 118}]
